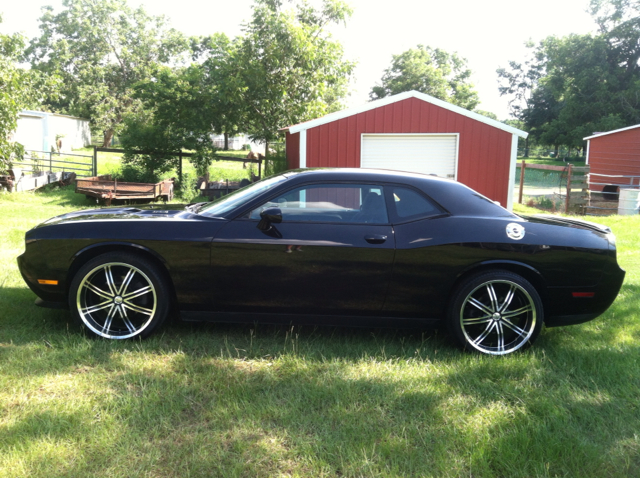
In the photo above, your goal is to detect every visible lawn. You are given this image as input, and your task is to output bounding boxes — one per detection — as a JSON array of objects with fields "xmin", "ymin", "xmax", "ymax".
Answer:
[
  {"xmin": 518, "ymin": 157, "xmax": 586, "ymax": 167},
  {"xmin": 0, "ymin": 186, "xmax": 639, "ymax": 477}
]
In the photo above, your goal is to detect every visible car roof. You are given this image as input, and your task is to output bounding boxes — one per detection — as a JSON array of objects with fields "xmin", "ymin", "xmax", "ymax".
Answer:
[{"xmin": 278, "ymin": 168, "xmax": 516, "ymax": 218}]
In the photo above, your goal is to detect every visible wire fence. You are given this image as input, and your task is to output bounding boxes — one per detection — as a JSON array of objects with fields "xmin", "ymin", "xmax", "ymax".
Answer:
[{"xmin": 514, "ymin": 162, "xmax": 588, "ymax": 213}]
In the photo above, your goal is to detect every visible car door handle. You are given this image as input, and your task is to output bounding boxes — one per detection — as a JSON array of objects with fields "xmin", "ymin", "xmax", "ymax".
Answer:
[{"xmin": 365, "ymin": 234, "xmax": 387, "ymax": 244}]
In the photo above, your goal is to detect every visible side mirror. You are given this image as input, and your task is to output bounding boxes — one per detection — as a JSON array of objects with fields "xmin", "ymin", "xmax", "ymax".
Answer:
[{"xmin": 257, "ymin": 207, "xmax": 282, "ymax": 231}]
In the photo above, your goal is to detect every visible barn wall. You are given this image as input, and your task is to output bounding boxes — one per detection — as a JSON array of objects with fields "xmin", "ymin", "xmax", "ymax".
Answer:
[
  {"xmin": 14, "ymin": 111, "xmax": 90, "ymax": 153},
  {"xmin": 14, "ymin": 115, "xmax": 45, "ymax": 151},
  {"xmin": 303, "ymin": 97, "xmax": 513, "ymax": 206},
  {"xmin": 588, "ymin": 128, "xmax": 640, "ymax": 191},
  {"xmin": 286, "ymin": 131, "xmax": 300, "ymax": 169},
  {"xmin": 49, "ymin": 114, "xmax": 91, "ymax": 150}
]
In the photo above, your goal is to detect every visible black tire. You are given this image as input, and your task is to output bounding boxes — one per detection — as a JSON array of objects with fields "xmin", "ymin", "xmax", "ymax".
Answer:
[
  {"xmin": 447, "ymin": 270, "xmax": 544, "ymax": 355},
  {"xmin": 69, "ymin": 252, "xmax": 170, "ymax": 339}
]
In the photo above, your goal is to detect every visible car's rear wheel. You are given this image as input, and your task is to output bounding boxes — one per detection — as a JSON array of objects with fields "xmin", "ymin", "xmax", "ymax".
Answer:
[
  {"xmin": 69, "ymin": 252, "xmax": 169, "ymax": 339},
  {"xmin": 447, "ymin": 271, "xmax": 544, "ymax": 355}
]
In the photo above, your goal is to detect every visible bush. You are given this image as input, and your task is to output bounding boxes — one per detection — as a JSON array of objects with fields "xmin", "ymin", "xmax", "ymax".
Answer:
[
  {"xmin": 112, "ymin": 164, "xmax": 159, "ymax": 183},
  {"xmin": 264, "ymin": 145, "xmax": 288, "ymax": 177},
  {"xmin": 176, "ymin": 171, "xmax": 200, "ymax": 203}
]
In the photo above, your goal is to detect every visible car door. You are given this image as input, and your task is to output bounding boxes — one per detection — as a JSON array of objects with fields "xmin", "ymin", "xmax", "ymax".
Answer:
[
  {"xmin": 381, "ymin": 185, "xmax": 454, "ymax": 319},
  {"xmin": 209, "ymin": 182, "xmax": 395, "ymax": 315}
]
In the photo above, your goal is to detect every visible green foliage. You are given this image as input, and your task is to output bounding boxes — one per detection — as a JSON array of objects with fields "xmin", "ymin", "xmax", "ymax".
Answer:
[
  {"xmin": 175, "ymin": 170, "xmax": 200, "ymax": 203},
  {"xmin": 27, "ymin": 0, "xmax": 188, "ymax": 147},
  {"xmin": 119, "ymin": 111, "xmax": 181, "ymax": 177},
  {"xmin": 498, "ymin": 0, "xmax": 640, "ymax": 150},
  {"xmin": 0, "ymin": 16, "xmax": 57, "ymax": 173},
  {"xmin": 123, "ymin": 0, "xmax": 354, "ymax": 173},
  {"xmin": 473, "ymin": 109, "xmax": 499, "ymax": 120},
  {"xmin": 234, "ymin": 0, "xmax": 355, "ymax": 146},
  {"xmin": 264, "ymin": 144, "xmax": 288, "ymax": 177},
  {"xmin": 370, "ymin": 45, "xmax": 480, "ymax": 110},
  {"xmin": 111, "ymin": 163, "xmax": 159, "ymax": 184}
]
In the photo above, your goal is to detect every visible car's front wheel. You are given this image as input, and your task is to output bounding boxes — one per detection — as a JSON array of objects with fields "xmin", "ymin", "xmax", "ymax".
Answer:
[
  {"xmin": 447, "ymin": 271, "xmax": 544, "ymax": 355},
  {"xmin": 69, "ymin": 252, "xmax": 170, "ymax": 339}
]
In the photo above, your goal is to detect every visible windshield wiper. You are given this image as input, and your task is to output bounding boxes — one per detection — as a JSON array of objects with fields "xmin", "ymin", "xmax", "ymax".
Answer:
[{"xmin": 185, "ymin": 202, "xmax": 208, "ymax": 213}]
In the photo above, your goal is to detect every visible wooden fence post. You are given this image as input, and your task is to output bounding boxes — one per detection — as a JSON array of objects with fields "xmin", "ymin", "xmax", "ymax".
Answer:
[
  {"xmin": 518, "ymin": 160, "xmax": 526, "ymax": 204},
  {"xmin": 565, "ymin": 164, "xmax": 573, "ymax": 213},
  {"xmin": 93, "ymin": 146, "xmax": 97, "ymax": 176}
]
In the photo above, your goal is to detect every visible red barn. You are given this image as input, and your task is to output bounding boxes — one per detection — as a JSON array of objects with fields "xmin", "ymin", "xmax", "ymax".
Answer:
[
  {"xmin": 283, "ymin": 91, "xmax": 527, "ymax": 209},
  {"xmin": 584, "ymin": 124, "xmax": 640, "ymax": 193}
]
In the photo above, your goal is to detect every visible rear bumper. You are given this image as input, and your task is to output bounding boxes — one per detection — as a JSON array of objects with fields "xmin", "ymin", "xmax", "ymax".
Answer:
[{"xmin": 545, "ymin": 260, "xmax": 625, "ymax": 327}]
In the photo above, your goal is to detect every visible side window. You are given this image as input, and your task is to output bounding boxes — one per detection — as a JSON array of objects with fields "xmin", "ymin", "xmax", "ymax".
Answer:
[
  {"xmin": 391, "ymin": 186, "xmax": 442, "ymax": 221},
  {"xmin": 249, "ymin": 184, "xmax": 388, "ymax": 224}
]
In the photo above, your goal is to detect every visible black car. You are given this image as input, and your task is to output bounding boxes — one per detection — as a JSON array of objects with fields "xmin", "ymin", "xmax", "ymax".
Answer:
[{"xmin": 17, "ymin": 168, "xmax": 625, "ymax": 355}]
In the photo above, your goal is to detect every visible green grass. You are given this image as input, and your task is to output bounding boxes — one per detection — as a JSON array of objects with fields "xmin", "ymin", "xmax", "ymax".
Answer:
[
  {"xmin": 518, "ymin": 157, "xmax": 586, "ymax": 167},
  {"xmin": 0, "ymin": 189, "xmax": 639, "ymax": 477}
]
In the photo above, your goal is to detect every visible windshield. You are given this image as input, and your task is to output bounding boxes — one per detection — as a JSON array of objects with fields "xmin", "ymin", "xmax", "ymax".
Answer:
[{"xmin": 198, "ymin": 174, "xmax": 289, "ymax": 218}]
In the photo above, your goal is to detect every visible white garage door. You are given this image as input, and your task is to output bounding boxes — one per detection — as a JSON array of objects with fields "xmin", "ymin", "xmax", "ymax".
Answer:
[{"xmin": 361, "ymin": 134, "xmax": 458, "ymax": 179}]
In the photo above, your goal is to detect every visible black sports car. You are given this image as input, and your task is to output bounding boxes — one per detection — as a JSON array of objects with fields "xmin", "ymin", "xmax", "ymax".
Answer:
[{"xmin": 18, "ymin": 168, "xmax": 625, "ymax": 355}]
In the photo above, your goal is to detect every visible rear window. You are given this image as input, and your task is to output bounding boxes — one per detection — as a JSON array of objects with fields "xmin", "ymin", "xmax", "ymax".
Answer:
[{"xmin": 390, "ymin": 186, "xmax": 443, "ymax": 221}]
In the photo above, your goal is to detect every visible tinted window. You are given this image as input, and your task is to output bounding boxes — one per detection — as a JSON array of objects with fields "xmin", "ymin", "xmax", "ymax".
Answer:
[
  {"xmin": 391, "ymin": 187, "xmax": 442, "ymax": 220},
  {"xmin": 249, "ymin": 184, "xmax": 388, "ymax": 224}
]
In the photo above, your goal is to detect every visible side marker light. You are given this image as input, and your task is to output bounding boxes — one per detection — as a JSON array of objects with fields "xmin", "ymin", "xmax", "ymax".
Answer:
[
  {"xmin": 38, "ymin": 280, "xmax": 59, "ymax": 285},
  {"xmin": 572, "ymin": 292, "xmax": 595, "ymax": 298}
]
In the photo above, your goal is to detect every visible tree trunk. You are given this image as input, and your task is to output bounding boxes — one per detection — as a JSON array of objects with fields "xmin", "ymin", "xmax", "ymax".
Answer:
[
  {"xmin": 224, "ymin": 133, "xmax": 229, "ymax": 151},
  {"xmin": 524, "ymin": 136, "xmax": 529, "ymax": 158},
  {"xmin": 102, "ymin": 129, "xmax": 115, "ymax": 148}
]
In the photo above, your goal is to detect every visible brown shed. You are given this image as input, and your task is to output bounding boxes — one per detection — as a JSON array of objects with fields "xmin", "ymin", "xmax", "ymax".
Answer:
[{"xmin": 283, "ymin": 91, "xmax": 527, "ymax": 210}]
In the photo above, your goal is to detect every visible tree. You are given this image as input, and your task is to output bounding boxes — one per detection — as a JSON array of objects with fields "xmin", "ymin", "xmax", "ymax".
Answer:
[
  {"xmin": 590, "ymin": 0, "xmax": 640, "ymax": 120},
  {"xmin": 120, "ymin": 64, "xmax": 222, "ymax": 177},
  {"xmin": 369, "ymin": 45, "xmax": 480, "ymax": 110},
  {"xmin": 0, "ymin": 15, "xmax": 57, "ymax": 172},
  {"xmin": 27, "ymin": 0, "xmax": 187, "ymax": 147},
  {"xmin": 502, "ymin": 34, "xmax": 630, "ymax": 153},
  {"xmin": 192, "ymin": 33, "xmax": 248, "ymax": 151},
  {"xmin": 473, "ymin": 109, "xmax": 499, "ymax": 120},
  {"xmin": 498, "ymin": 1, "xmax": 640, "ymax": 153},
  {"xmin": 121, "ymin": 33, "xmax": 242, "ymax": 176},
  {"xmin": 121, "ymin": 0, "xmax": 354, "ymax": 175},
  {"xmin": 233, "ymin": 0, "xmax": 355, "ymax": 151}
]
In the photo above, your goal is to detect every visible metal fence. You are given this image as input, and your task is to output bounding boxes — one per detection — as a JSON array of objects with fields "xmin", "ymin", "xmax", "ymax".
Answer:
[
  {"xmin": 10, "ymin": 150, "xmax": 95, "ymax": 177},
  {"xmin": 584, "ymin": 173, "xmax": 640, "ymax": 215}
]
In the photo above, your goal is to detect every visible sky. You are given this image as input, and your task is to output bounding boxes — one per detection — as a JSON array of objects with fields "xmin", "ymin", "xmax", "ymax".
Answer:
[{"xmin": 1, "ymin": 0, "xmax": 599, "ymax": 119}]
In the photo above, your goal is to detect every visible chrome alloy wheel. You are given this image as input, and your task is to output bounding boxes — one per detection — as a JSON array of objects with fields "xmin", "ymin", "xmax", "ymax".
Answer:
[
  {"xmin": 76, "ymin": 262, "xmax": 157, "ymax": 339},
  {"xmin": 459, "ymin": 279, "xmax": 537, "ymax": 355}
]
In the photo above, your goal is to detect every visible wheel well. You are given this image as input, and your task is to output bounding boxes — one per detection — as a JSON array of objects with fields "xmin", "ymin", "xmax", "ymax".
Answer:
[
  {"xmin": 450, "ymin": 263, "xmax": 549, "ymax": 316},
  {"xmin": 66, "ymin": 245, "xmax": 177, "ymax": 304}
]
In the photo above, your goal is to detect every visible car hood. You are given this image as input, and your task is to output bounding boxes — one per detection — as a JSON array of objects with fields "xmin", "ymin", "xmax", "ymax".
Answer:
[
  {"xmin": 37, "ymin": 204, "xmax": 200, "ymax": 227},
  {"xmin": 521, "ymin": 214, "xmax": 612, "ymax": 234}
]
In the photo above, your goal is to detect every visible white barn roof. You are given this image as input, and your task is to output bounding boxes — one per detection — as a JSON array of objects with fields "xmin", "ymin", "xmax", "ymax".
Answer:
[{"xmin": 285, "ymin": 90, "xmax": 528, "ymax": 139}]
